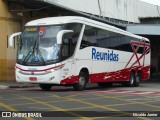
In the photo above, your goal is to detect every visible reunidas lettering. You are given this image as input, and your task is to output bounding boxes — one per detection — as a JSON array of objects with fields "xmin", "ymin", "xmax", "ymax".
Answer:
[{"xmin": 92, "ymin": 48, "xmax": 119, "ymax": 61}]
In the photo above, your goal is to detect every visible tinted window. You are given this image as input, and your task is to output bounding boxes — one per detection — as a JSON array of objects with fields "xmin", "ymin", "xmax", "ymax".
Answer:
[
  {"xmin": 61, "ymin": 23, "xmax": 82, "ymax": 60},
  {"xmin": 80, "ymin": 25, "xmax": 149, "ymax": 54},
  {"xmin": 97, "ymin": 28, "xmax": 133, "ymax": 52},
  {"xmin": 80, "ymin": 26, "xmax": 97, "ymax": 49}
]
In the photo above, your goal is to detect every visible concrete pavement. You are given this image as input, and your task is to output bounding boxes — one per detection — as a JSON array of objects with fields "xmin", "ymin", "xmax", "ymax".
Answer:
[
  {"xmin": 0, "ymin": 78, "xmax": 159, "ymax": 89},
  {"xmin": 0, "ymin": 81, "xmax": 38, "ymax": 89}
]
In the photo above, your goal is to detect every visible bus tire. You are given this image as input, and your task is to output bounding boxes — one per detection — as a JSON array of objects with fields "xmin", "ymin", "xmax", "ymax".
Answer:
[
  {"xmin": 134, "ymin": 73, "xmax": 141, "ymax": 87},
  {"xmin": 128, "ymin": 72, "xmax": 135, "ymax": 87},
  {"xmin": 97, "ymin": 82, "xmax": 113, "ymax": 87},
  {"xmin": 73, "ymin": 72, "xmax": 87, "ymax": 91},
  {"xmin": 39, "ymin": 84, "xmax": 52, "ymax": 91}
]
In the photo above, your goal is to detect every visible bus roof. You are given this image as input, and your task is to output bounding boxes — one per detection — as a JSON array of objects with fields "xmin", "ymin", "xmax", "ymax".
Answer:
[{"xmin": 26, "ymin": 16, "xmax": 149, "ymax": 42}]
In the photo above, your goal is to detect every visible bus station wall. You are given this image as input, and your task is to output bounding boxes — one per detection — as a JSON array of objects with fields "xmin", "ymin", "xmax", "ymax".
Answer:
[
  {"xmin": 0, "ymin": 1, "xmax": 22, "ymax": 81},
  {"xmin": 0, "ymin": 0, "xmax": 50, "ymax": 81},
  {"xmin": 0, "ymin": 0, "xmax": 8, "ymax": 81},
  {"xmin": 47, "ymin": 0, "xmax": 160, "ymax": 23}
]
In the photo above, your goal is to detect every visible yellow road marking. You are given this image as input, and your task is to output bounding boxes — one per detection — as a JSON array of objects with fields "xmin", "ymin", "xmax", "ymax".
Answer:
[
  {"xmin": 0, "ymin": 102, "xmax": 18, "ymax": 111},
  {"xmin": 140, "ymin": 94, "xmax": 160, "ymax": 99},
  {"xmin": 11, "ymin": 102, "xmax": 37, "ymax": 106},
  {"xmin": 65, "ymin": 93, "xmax": 85, "ymax": 98},
  {"xmin": 15, "ymin": 95, "xmax": 93, "ymax": 120},
  {"xmin": 97, "ymin": 94, "xmax": 160, "ymax": 109},
  {"xmin": 3, "ymin": 90, "xmax": 158, "ymax": 120},
  {"xmin": 0, "ymin": 95, "xmax": 55, "ymax": 101},
  {"xmin": 105, "ymin": 97, "xmax": 160, "ymax": 107},
  {"xmin": 0, "ymin": 102, "xmax": 34, "ymax": 120},
  {"xmin": 64, "ymin": 106, "xmax": 95, "ymax": 111},
  {"xmin": 105, "ymin": 103, "xmax": 135, "ymax": 107},
  {"xmin": 10, "ymin": 97, "xmax": 105, "ymax": 106},
  {"xmin": 7, "ymin": 93, "xmax": 159, "ymax": 119},
  {"xmin": 49, "ymin": 94, "xmax": 151, "ymax": 120},
  {"xmin": 10, "ymin": 99, "xmax": 160, "ymax": 112}
]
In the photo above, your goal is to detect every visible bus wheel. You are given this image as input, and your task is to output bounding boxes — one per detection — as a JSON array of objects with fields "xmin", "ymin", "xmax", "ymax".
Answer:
[
  {"xmin": 128, "ymin": 72, "xmax": 135, "ymax": 87},
  {"xmin": 73, "ymin": 72, "xmax": 87, "ymax": 91},
  {"xmin": 97, "ymin": 82, "xmax": 113, "ymax": 87},
  {"xmin": 39, "ymin": 84, "xmax": 52, "ymax": 91},
  {"xmin": 134, "ymin": 73, "xmax": 141, "ymax": 87}
]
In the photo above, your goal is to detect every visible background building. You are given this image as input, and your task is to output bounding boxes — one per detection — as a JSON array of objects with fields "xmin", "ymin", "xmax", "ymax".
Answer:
[{"xmin": 0, "ymin": 0, "xmax": 160, "ymax": 81}]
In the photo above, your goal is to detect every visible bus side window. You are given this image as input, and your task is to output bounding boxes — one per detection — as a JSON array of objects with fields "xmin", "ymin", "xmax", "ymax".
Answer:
[
  {"xmin": 80, "ymin": 35, "xmax": 89, "ymax": 49},
  {"xmin": 66, "ymin": 23, "xmax": 82, "ymax": 52},
  {"xmin": 80, "ymin": 25, "xmax": 97, "ymax": 49},
  {"xmin": 61, "ymin": 33, "xmax": 72, "ymax": 60}
]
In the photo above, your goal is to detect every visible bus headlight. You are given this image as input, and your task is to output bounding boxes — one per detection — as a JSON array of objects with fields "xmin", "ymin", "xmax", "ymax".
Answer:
[
  {"xmin": 46, "ymin": 69, "xmax": 55, "ymax": 73},
  {"xmin": 47, "ymin": 64, "xmax": 65, "ymax": 73}
]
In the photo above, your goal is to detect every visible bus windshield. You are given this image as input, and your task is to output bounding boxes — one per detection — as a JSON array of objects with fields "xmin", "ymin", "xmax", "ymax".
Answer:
[{"xmin": 17, "ymin": 25, "xmax": 65, "ymax": 65}]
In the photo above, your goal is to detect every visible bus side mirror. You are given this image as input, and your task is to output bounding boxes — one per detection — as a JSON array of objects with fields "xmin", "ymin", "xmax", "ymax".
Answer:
[
  {"xmin": 9, "ymin": 32, "xmax": 22, "ymax": 47},
  {"xmin": 57, "ymin": 30, "xmax": 73, "ymax": 44}
]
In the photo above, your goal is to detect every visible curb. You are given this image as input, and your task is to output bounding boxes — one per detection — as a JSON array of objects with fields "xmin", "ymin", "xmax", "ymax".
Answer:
[
  {"xmin": 0, "ymin": 83, "xmax": 39, "ymax": 89},
  {"xmin": 0, "ymin": 85, "xmax": 9, "ymax": 89},
  {"xmin": 9, "ymin": 85, "xmax": 31, "ymax": 88}
]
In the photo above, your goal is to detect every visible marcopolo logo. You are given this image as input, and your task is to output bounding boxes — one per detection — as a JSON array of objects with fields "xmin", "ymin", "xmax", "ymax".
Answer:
[{"xmin": 92, "ymin": 48, "xmax": 119, "ymax": 61}]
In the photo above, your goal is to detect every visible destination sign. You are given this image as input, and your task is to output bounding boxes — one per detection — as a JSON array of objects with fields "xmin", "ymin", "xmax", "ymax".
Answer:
[{"xmin": 25, "ymin": 27, "xmax": 38, "ymax": 32}]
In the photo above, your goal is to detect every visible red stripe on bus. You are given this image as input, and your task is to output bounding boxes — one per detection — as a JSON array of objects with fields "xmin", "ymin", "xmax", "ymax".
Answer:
[{"xmin": 16, "ymin": 64, "xmax": 65, "ymax": 72}]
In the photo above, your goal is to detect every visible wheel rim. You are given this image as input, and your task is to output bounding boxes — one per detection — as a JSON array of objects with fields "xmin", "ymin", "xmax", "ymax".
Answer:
[
  {"xmin": 136, "ymin": 76, "xmax": 140, "ymax": 83},
  {"xmin": 130, "ymin": 76, "xmax": 134, "ymax": 85},
  {"xmin": 79, "ymin": 76, "xmax": 85, "ymax": 86}
]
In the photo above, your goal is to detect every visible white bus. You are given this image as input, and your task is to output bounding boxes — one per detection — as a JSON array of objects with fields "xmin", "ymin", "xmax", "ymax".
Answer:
[{"xmin": 9, "ymin": 16, "xmax": 150, "ymax": 91}]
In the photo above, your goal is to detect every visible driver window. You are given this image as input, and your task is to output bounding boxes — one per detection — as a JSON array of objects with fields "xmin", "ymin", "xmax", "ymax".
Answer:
[
  {"xmin": 61, "ymin": 23, "xmax": 82, "ymax": 61},
  {"xmin": 61, "ymin": 33, "xmax": 72, "ymax": 60}
]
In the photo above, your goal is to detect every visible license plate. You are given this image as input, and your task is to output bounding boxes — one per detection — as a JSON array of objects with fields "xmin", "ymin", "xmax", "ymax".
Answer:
[{"xmin": 29, "ymin": 77, "xmax": 37, "ymax": 81}]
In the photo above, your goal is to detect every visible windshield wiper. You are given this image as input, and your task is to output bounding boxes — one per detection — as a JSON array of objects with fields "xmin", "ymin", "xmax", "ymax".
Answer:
[
  {"xmin": 37, "ymin": 49, "xmax": 45, "ymax": 63},
  {"xmin": 23, "ymin": 41, "xmax": 46, "ymax": 65},
  {"xmin": 23, "ymin": 40, "xmax": 37, "ymax": 64},
  {"xmin": 46, "ymin": 59, "xmax": 58, "ymax": 63}
]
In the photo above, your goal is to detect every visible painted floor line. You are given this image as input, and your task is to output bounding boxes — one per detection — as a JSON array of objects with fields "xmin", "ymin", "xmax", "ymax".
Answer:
[
  {"xmin": 1, "ymin": 87, "xmax": 160, "ymax": 95},
  {"xmin": 28, "ymin": 107, "xmax": 54, "ymax": 110},
  {"xmin": 94, "ymin": 90, "xmax": 160, "ymax": 95}
]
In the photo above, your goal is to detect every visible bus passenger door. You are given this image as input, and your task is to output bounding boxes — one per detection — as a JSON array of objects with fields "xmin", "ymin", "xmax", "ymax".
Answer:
[
  {"xmin": 61, "ymin": 23, "xmax": 82, "ymax": 83},
  {"xmin": 61, "ymin": 34, "xmax": 76, "ymax": 83}
]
